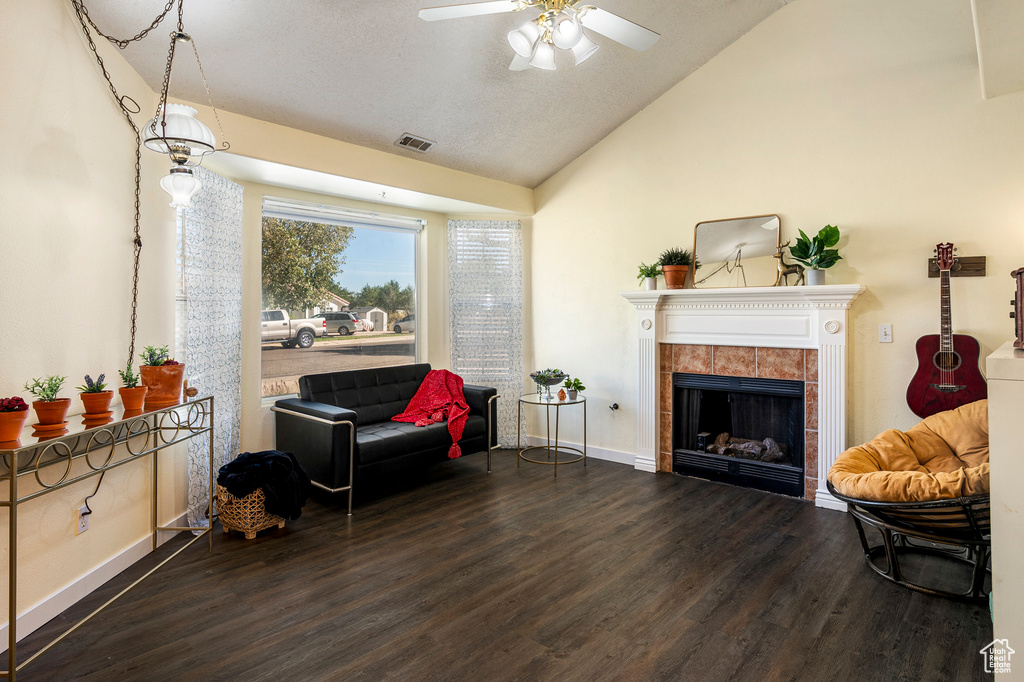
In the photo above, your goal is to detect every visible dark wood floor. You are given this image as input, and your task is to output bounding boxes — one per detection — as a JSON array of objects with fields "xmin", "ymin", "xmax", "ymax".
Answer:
[{"xmin": 20, "ymin": 452, "xmax": 992, "ymax": 681}]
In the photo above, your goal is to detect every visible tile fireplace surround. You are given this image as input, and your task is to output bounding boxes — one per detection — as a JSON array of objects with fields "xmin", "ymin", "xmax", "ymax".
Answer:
[{"xmin": 622, "ymin": 285, "xmax": 865, "ymax": 511}]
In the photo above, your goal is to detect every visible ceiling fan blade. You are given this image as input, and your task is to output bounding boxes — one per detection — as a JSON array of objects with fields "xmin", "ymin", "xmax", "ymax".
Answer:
[
  {"xmin": 509, "ymin": 53, "xmax": 531, "ymax": 71},
  {"xmin": 579, "ymin": 8, "xmax": 660, "ymax": 52},
  {"xmin": 419, "ymin": 1, "xmax": 518, "ymax": 21}
]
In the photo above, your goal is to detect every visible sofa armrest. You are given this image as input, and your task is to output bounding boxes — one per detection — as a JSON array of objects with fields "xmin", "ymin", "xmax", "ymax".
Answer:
[
  {"xmin": 463, "ymin": 384, "xmax": 498, "ymax": 448},
  {"xmin": 273, "ymin": 399, "xmax": 358, "ymax": 512},
  {"xmin": 273, "ymin": 398, "xmax": 358, "ymax": 426}
]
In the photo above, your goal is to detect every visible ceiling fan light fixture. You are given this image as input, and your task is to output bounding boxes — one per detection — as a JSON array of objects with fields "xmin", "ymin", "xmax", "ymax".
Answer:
[
  {"xmin": 552, "ymin": 15, "xmax": 582, "ymax": 50},
  {"xmin": 571, "ymin": 31, "xmax": 599, "ymax": 65},
  {"xmin": 507, "ymin": 21, "xmax": 542, "ymax": 58},
  {"xmin": 528, "ymin": 40, "xmax": 556, "ymax": 70}
]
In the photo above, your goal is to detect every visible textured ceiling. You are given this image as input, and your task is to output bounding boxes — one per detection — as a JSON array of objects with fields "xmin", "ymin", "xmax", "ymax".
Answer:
[{"xmin": 82, "ymin": 0, "xmax": 792, "ymax": 188}]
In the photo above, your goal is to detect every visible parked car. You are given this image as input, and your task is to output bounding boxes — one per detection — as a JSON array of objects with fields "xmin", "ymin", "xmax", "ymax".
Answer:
[
  {"xmin": 393, "ymin": 314, "xmax": 415, "ymax": 334},
  {"xmin": 313, "ymin": 311, "xmax": 363, "ymax": 336},
  {"xmin": 260, "ymin": 310, "xmax": 326, "ymax": 348}
]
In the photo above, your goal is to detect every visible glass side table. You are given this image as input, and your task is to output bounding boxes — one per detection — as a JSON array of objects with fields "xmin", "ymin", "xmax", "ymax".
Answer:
[{"xmin": 517, "ymin": 393, "xmax": 587, "ymax": 477}]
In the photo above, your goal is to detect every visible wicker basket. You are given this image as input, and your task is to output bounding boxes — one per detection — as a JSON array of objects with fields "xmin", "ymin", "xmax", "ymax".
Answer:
[{"xmin": 217, "ymin": 484, "xmax": 286, "ymax": 540}]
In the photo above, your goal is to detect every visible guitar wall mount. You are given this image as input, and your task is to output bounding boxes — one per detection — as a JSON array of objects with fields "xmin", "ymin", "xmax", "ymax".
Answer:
[{"xmin": 927, "ymin": 254, "xmax": 986, "ymax": 278}]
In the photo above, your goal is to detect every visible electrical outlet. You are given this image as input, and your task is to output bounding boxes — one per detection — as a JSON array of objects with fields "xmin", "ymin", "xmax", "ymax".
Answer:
[
  {"xmin": 77, "ymin": 506, "xmax": 89, "ymax": 534},
  {"xmin": 878, "ymin": 324, "xmax": 893, "ymax": 343}
]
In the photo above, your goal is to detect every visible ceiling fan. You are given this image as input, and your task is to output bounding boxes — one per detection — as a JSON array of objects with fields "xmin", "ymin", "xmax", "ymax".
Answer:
[{"xmin": 418, "ymin": 0, "xmax": 660, "ymax": 71}]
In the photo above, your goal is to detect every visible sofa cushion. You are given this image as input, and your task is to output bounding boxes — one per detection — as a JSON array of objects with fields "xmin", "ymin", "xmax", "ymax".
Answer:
[
  {"xmin": 299, "ymin": 364, "xmax": 431, "ymax": 425},
  {"xmin": 357, "ymin": 414, "xmax": 486, "ymax": 465}
]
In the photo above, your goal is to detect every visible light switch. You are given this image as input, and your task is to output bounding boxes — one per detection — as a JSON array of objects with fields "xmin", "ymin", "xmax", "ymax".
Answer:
[{"xmin": 878, "ymin": 324, "xmax": 893, "ymax": 343}]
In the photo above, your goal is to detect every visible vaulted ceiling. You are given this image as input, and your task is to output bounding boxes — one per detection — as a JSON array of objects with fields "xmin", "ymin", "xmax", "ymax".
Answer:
[{"xmin": 83, "ymin": 1, "xmax": 794, "ymax": 188}]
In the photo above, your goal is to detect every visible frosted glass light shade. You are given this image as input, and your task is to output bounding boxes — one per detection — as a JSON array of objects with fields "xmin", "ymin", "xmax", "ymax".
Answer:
[
  {"xmin": 507, "ymin": 22, "xmax": 542, "ymax": 58},
  {"xmin": 552, "ymin": 16, "xmax": 582, "ymax": 49},
  {"xmin": 160, "ymin": 169, "xmax": 202, "ymax": 209},
  {"xmin": 529, "ymin": 41, "xmax": 556, "ymax": 70},
  {"xmin": 143, "ymin": 103, "xmax": 216, "ymax": 163},
  {"xmin": 571, "ymin": 32, "xmax": 599, "ymax": 65}
]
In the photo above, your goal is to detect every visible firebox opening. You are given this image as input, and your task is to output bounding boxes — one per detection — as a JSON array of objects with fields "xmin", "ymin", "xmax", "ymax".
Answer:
[{"xmin": 672, "ymin": 373, "xmax": 805, "ymax": 497}]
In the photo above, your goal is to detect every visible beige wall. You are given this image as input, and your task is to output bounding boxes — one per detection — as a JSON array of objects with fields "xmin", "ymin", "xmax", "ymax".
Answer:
[
  {"xmin": 0, "ymin": 0, "xmax": 185, "ymax": 630},
  {"xmin": 530, "ymin": 0, "xmax": 1024, "ymax": 455}
]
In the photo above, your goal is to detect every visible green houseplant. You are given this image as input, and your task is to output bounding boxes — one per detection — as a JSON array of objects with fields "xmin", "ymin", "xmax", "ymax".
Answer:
[
  {"xmin": 658, "ymin": 248, "xmax": 693, "ymax": 289},
  {"xmin": 118, "ymin": 363, "xmax": 148, "ymax": 412},
  {"xmin": 562, "ymin": 377, "xmax": 586, "ymax": 400},
  {"xmin": 789, "ymin": 225, "xmax": 842, "ymax": 285},
  {"xmin": 637, "ymin": 262, "xmax": 660, "ymax": 290},
  {"xmin": 78, "ymin": 373, "xmax": 114, "ymax": 420},
  {"xmin": 139, "ymin": 345, "xmax": 185, "ymax": 408},
  {"xmin": 24, "ymin": 375, "xmax": 70, "ymax": 428}
]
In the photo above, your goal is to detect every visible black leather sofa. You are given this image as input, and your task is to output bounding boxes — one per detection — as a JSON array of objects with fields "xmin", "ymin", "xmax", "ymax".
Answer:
[{"xmin": 272, "ymin": 363, "xmax": 498, "ymax": 514}]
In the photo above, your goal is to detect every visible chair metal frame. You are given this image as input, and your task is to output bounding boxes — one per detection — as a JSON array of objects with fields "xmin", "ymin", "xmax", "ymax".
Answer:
[{"xmin": 826, "ymin": 480, "xmax": 990, "ymax": 601}]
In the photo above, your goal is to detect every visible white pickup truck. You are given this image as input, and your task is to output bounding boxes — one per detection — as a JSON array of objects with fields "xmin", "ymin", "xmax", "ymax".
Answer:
[{"xmin": 260, "ymin": 310, "xmax": 327, "ymax": 349}]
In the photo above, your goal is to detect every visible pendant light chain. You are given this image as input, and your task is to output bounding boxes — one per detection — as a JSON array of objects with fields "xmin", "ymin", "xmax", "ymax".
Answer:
[{"xmin": 71, "ymin": 0, "xmax": 182, "ymax": 372}]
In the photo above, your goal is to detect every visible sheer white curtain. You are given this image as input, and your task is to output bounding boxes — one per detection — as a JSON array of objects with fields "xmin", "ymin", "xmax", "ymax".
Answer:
[
  {"xmin": 182, "ymin": 166, "xmax": 243, "ymax": 528},
  {"xmin": 447, "ymin": 220, "xmax": 523, "ymax": 447}
]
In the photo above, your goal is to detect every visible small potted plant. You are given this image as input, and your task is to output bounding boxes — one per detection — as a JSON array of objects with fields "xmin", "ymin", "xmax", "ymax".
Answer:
[
  {"xmin": 78, "ymin": 373, "xmax": 113, "ymax": 419},
  {"xmin": 530, "ymin": 368, "xmax": 567, "ymax": 401},
  {"xmin": 788, "ymin": 225, "xmax": 842, "ymax": 285},
  {"xmin": 637, "ymin": 262, "xmax": 660, "ymax": 291},
  {"xmin": 658, "ymin": 248, "xmax": 693, "ymax": 289},
  {"xmin": 118, "ymin": 363, "xmax": 148, "ymax": 412},
  {"xmin": 24, "ymin": 375, "xmax": 70, "ymax": 429},
  {"xmin": 139, "ymin": 345, "xmax": 185, "ymax": 407},
  {"xmin": 563, "ymin": 377, "xmax": 586, "ymax": 400},
  {"xmin": 0, "ymin": 397, "xmax": 30, "ymax": 442}
]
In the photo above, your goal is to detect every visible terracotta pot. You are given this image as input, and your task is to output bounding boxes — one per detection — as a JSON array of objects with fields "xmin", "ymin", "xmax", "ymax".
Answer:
[
  {"xmin": 661, "ymin": 264, "xmax": 690, "ymax": 289},
  {"xmin": 80, "ymin": 390, "xmax": 114, "ymax": 417},
  {"xmin": 32, "ymin": 398, "xmax": 71, "ymax": 427},
  {"xmin": 119, "ymin": 386, "xmax": 149, "ymax": 412},
  {"xmin": 140, "ymin": 364, "xmax": 185, "ymax": 407},
  {"xmin": 0, "ymin": 410, "xmax": 29, "ymax": 442}
]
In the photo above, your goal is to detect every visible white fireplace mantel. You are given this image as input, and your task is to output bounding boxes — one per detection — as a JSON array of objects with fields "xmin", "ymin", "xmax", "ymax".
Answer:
[{"xmin": 621, "ymin": 284, "xmax": 866, "ymax": 510}]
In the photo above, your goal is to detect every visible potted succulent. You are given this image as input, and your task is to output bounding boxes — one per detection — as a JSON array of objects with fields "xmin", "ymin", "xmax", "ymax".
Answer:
[
  {"xmin": 530, "ymin": 368, "xmax": 567, "ymax": 401},
  {"xmin": 788, "ymin": 225, "xmax": 842, "ymax": 285},
  {"xmin": 658, "ymin": 248, "xmax": 693, "ymax": 289},
  {"xmin": 0, "ymin": 397, "xmax": 30, "ymax": 442},
  {"xmin": 118, "ymin": 363, "xmax": 148, "ymax": 412},
  {"xmin": 139, "ymin": 345, "xmax": 185, "ymax": 407},
  {"xmin": 637, "ymin": 262, "xmax": 660, "ymax": 291},
  {"xmin": 78, "ymin": 373, "xmax": 113, "ymax": 419},
  {"xmin": 563, "ymin": 377, "xmax": 586, "ymax": 401},
  {"xmin": 24, "ymin": 375, "xmax": 70, "ymax": 428}
]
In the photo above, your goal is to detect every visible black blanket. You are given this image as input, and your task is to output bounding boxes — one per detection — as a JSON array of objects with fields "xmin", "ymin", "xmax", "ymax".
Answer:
[{"xmin": 217, "ymin": 450, "xmax": 311, "ymax": 520}]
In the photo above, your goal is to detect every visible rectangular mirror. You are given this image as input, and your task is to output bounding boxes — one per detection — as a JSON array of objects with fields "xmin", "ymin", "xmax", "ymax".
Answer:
[{"xmin": 692, "ymin": 215, "xmax": 781, "ymax": 288}]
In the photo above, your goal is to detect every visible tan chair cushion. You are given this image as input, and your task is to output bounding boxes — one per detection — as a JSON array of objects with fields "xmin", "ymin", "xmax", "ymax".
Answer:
[{"xmin": 828, "ymin": 400, "xmax": 989, "ymax": 502}]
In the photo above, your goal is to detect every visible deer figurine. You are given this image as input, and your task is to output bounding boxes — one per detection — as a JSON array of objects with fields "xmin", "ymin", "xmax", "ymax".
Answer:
[{"xmin": 774, "ymin": 241, "xmax": 805, "ymax": 286}]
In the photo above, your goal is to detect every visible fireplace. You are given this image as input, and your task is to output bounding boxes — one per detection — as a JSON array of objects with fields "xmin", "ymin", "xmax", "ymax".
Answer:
[
  {"xmin": 621, "ymin": 285, "xmax": 865, "ymax": 510},
  {"xmin": 672, "ymin": 373, "xmax": 804, "ymax": 497}
]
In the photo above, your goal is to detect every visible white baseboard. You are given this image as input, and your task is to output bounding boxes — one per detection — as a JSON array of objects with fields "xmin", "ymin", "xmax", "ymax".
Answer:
[
  {"xmin": 0, "ymin": 513, "xmax": 189, "ymax": 651},
  {"xmin": 814, "ymin": 488, "xmax": 847, "ymax": 512},
  {"xmin": 524, "ymin": 436, "xmax": 636, "ymax": 467}
]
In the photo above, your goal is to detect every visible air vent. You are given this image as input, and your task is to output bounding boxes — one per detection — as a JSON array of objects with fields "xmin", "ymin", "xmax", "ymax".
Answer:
[{"xmin": 395, "ymin": 133, "xmax": 436, "ymax": 153}]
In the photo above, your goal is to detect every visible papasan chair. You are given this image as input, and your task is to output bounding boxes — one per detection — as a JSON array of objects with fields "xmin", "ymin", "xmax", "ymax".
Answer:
[{"xmin": 827, "ymin": 399, "xmax": 990, "ymax": 600}]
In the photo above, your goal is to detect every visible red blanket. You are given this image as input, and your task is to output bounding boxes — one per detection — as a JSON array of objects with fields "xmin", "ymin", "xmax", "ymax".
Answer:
[{"xmin": 391, "ymin": 369, "xmax": 470, "ymax": 459}]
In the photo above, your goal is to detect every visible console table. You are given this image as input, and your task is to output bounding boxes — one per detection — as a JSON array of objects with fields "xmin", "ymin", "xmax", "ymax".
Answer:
[{"xmin": 0, "ymin": 396, "xmax": 214, "ymax": 680}]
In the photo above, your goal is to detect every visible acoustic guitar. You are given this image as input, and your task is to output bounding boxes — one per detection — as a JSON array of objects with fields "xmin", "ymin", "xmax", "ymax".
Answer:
[{"xmin": 906, "ymin": 243, "xmax": 987, "ymax": 418}]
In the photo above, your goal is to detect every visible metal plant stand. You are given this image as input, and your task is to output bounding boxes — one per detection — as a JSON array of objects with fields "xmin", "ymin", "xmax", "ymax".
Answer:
[
  {"xmin": 517, "ymin": 393, "xmax": 586, "ymax": 477},
  {"xmin": 0, "ymin": 397, "xmax": 214, "ymax": 680}
]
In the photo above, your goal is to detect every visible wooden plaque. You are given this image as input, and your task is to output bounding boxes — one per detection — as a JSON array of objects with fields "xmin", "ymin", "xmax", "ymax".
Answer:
[{"xmin": 1013, "ymin": 268, "xmax": 1024, "ymax": 349}]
